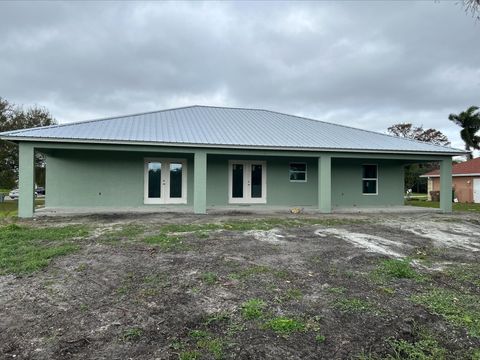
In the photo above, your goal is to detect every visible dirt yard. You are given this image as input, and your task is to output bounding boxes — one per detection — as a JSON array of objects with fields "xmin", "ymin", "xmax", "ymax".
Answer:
[{"xmin": 1, "ymin": 211, "xmax": 480, "ymax": 359}]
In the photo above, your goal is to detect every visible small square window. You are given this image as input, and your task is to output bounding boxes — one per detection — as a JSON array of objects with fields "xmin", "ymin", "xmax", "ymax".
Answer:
[{"xmin": 289, "ymin": 163, "xmax": 307, "ymax": 182}]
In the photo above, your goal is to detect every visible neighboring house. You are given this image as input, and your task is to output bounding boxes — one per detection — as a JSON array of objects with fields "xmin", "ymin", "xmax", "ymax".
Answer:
[
  {"xmin": 421, "ymin": 157, "xmax": 480, "ymax": 203},
  {"xmin": 0, "ymin": 105, "xmax": 464, "ymax": 218}
]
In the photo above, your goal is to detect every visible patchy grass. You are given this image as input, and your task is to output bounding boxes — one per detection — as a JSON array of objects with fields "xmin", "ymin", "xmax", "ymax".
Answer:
[
  {"xmin": 188, "ymin": 330, "xmax": 225, "ymax": 359},
  {"xmin": 387, "ymin": 336, "xmax": 447, "ymax": 360},
  {"xmin": 3, "ymin": 213, "xmax": 480, "ymax": 359},
  {"xmin": 333, "ymin": 297, "xmax": 377, "ymax": 313},
  {"xmin": 203, "ymin": 312, "xmax": 230, "ymax": 326},
  {"xmin": 196, "ymin": 337, "xmax": 224, "ymax": 360},
  {"xmin": 139, "ymin": 217, "xmax": 366, "ymax": 252},
  {"xmin": 282, "ymin": 288, "xmax": 303, "ymax": 301},
  {"xmin": 229, "ymin": 265, "xmax": 271, "ymax": 280},
  {"xmin": 179, "ymin": 351, "xmax": 201, "ymax": 360},
  {"xmin": 121, "ymin": 327, "xmax": 143, "ymax": 341},
  {"xmin": 154, "ymin": 217, "xmax": 366, "ymax": 238},
  {"xmin": 143, "ymin": 233, "xmax": 186, "ymax": 250},
  {"xmin": 328, "ymin": 286, "xmax": 347, "ymax": 294},
  {"xmin": 201, "ymin": 272, "xmax": 218, "ymax": 285},
  {"xmin": 444, "ymin": 264, "xmax": 480, "ymax": 288},
  {"xmin": 0, "ymin": 199, "xmax": 44, "ymax": 218},
  {"xmin": 101, "ymin": 224, "xmax": 145, "ymax": 243},
  {"xmin": 372, "ymin": 258, "xmax": 421, "ymax": 283},
  {"xmin": 241, "ymin": 299, "xmax": 266, "ymax": 320},
  {"xmin": 411, "ymin": 289, "xmax": 480, "ymax": 337},
  {"xmin": 263, "ymin": 316, "xmax": 306, "ymax": 335},
  {"xmin": 0, "ymin": 223, "xmax": 89, "ymax": 275},
  {"xmin": 315, "ymin": 334, "xmax": 326, "ymax": 343},
  {"xmin": 405, "ymin": 200, "xmax": 480, "ymax": 212}
]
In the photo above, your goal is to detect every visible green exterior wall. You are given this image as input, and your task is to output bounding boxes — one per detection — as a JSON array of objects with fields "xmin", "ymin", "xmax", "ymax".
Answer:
[
  {"xmin": 46, "ymin": 149, "xmax": 194, "ymax": 208},
  {"xmin": 44, "ymin": 149, "xmax": 405, "ymax": 210},
  {"xmin": 206, "ymin": 155, "xmax": 319, "ymax": 207},
  {"xmin": 331, "ymin": 158, "xmax": 405, "ymax": 208}
]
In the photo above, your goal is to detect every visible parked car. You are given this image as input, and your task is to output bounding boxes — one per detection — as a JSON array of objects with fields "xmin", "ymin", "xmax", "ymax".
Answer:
[
  {"xmin": 8, "ymin": 189, "xmax": 37, "ymax": 200},
  {"xmin": 36, "ymin": 187, "xmax": 45, "ymax": 195}
]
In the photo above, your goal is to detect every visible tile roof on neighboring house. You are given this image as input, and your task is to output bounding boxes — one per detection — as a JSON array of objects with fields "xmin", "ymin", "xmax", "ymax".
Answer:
[
  {"xmin": 421, "ymin": 157, "xmax": 480, "ymax": 177},
  {"xmin": 0, "ymin": 105, "xmax": 465, "ymax": 155}
]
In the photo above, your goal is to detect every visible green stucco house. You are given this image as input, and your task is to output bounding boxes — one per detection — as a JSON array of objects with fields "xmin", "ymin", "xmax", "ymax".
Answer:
[{"xmin": 0, "ymin": 105, "xmax": 463, "ymax": 217}]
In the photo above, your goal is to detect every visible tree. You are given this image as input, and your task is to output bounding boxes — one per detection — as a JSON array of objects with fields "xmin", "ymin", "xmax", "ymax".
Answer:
[
  {"xmin": 0, "ymin": 97, "xmax": 56, "ymax": 189},
  {"xmin": 448, "ymin": 106, "xmax": 480, "ymax": 160},
  {"xmin": 387, "ymin": 123, "xmax": 451, "ymax": 146},
  {"xmin": 387, "ymin": 123, "xmax": 450, "ymax": 192},
  {"xmin": 463, "ymin": 0, "xmax": 480, "ymax": 20}
]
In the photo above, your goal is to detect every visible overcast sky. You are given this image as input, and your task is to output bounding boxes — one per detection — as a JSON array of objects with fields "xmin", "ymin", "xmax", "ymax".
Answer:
[{"xmin": 0, "ymin": 1, "xmax": 479, "ymax": 152}]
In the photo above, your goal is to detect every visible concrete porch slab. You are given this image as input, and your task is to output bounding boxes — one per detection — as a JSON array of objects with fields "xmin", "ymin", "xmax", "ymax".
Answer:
[{"xmin": 34, "ymin": 205, "xmax": 441, "ymax": 217}]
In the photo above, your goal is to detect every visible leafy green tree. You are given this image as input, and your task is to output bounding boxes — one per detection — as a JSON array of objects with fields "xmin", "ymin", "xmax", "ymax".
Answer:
[
  {"xmin": 448, "ymin": 106, "xmax": 480, "ymax": 160},
  {"xmin": 0, "ymin": 97, "xmax": 56, "ymax": 189}
]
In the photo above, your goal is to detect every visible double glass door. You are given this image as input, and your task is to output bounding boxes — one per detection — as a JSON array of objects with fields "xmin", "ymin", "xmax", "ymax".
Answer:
[
  {"xmin": 229, "ymin": 161, "xmax": 266, "ymax": 204},
  {"xmin": 144, "ymin": 158, "xmax": 187, "ymax": 204}
]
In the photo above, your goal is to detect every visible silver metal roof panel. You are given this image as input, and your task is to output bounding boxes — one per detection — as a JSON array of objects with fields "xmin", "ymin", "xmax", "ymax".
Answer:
[{"xmin": 0, "ymin": 105, "xmax": 465, "ymax": 155}]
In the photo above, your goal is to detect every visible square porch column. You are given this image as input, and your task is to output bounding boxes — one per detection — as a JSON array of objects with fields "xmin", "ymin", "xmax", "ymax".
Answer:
[
  {"xmin": 18, "ymin": 142, "xmax": 36, "ymax": 218},
  {"xmin": 193, "ymin": 151, "xmax": 207, "ymax": 214},
  {"xmin": 318, "ymin": 155, "xmax": 332, "ymax": 213},
  {"xmin": 440, "ymin": 157, "xmax": 452, "ymax": 213}
]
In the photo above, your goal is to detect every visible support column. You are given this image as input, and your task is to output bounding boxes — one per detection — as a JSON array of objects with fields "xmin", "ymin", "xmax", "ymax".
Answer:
[
  {"xmin": 18, "ymin": 142, "xmax": 35, "ymax": 218},
  {"xmin": 440, "ymin": 157, "xmax": 452, "ymax": 213},
  {"xmin": 318, "ymin": 155, "xmax": 332, "ymax": 213},
  {"xmin": 193, "ymin": 151, "xmax": 207, "ymax": 214}
]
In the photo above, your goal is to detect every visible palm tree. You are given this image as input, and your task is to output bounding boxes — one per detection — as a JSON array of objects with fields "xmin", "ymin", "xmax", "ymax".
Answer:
[{"xmin": 448, "ymin": 106, "xmax": 480, "ymax": 160}]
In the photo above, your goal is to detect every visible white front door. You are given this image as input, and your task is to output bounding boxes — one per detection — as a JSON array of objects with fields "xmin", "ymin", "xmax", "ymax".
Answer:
[
  {"xmin": 474, "ymin": 178, "xmax": 480, "ymax": 204},
  {"xmin": 228, "ymin": 160, "xmax": 267, "ymax": 204},
  {"xmin": 144, "ymin": 158, "xmax": 187, "ymax": 204}
]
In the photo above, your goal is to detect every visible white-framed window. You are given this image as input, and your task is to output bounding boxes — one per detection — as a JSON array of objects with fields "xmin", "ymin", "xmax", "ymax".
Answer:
[
  {"xmin": 289, "ymin": 163, "xmax": 307, "ymax": 182},
  {"xmin": 362, "ymin": 164, "xmax": 378, "ymax": 195}
]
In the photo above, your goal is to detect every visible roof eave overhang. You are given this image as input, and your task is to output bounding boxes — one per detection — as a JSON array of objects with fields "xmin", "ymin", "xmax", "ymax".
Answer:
[
  {"xmin": 420, "ymin": 173, "xmax": 480, "ymax": 178},
  {"xmin": 0, "ymin": 136, "xmax": 467, "ymax": 157}
]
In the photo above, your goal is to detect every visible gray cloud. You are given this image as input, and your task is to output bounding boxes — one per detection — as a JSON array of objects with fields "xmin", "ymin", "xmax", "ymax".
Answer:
[{"xmin": 0, "ymin": 1, "xmax": 479, "ymax": 152}]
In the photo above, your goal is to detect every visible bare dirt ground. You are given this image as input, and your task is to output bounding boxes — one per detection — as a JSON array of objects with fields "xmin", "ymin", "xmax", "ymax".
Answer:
[{"xmin": 1, "ymin": 211, "xmax": 480, "ymax": 359}]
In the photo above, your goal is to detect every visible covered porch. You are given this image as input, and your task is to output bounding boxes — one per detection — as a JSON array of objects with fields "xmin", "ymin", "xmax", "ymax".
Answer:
[{"xmin": 17, "ymin": 142, "xmax": 454, "ymax": 218}]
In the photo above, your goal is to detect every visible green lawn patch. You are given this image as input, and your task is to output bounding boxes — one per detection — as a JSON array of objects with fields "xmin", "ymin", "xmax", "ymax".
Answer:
[
  {"xmin": 371, "ymin": 258, "xmax": 422, "ymax": 283},
  {"xmin": 241, "ymin": 298, "xmax": 266, "ymax": 319},
  {"xmin": 263, "ymin": 316, "xmax": 306, "ymax": 335},
  {"xmin": 0, "ymin": 223, "xmax": 89, "ymax": 275},
  {"xmin": 411, "ymin": 289, "xmax": 480, "ymax": 337},
  {"xmin": 405, "ymin": 200, "xmax": 480, "ymax": 212}
]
